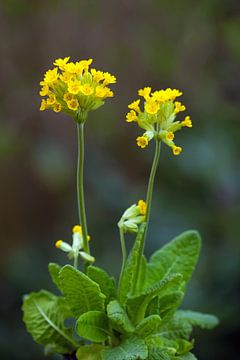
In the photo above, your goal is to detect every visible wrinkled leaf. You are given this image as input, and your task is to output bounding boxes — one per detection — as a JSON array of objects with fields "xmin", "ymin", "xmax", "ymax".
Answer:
[
  {"xmin": 101, "ymin": 335, "xmax": 148, "ymax": 360},
  {"xmin": 107, "ymin": 300, "xmax": 134, "ymax": 334},
  {"xmin": 76, "ymin": 311, "xmax": 109, "ymax": 342},
  {"xmin": 87, "ymin": 265, "xmax": 116, "ymax": 303}
]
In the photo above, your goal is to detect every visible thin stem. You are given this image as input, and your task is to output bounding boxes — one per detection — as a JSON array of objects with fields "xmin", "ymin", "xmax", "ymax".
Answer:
[
  {"xmin": 132, "ymin": 139, "xmax": 161, "ymax": 294},
  {"xmin": 118, "ymin": 227, "xmax": 127, "ymax": 287},
  {"xmin": 77, "ymin": 123, "xmax": 90, "ymax": 256},
  {"xmin": 73, "ymin": 255, "xmax": 78, "ymax": 269}
]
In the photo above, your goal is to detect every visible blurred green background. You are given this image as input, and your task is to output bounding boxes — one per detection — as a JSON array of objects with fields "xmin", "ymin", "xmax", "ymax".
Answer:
[{"xmin": 0, "ymin": 0, "xmax": 239, "ymax": 359}]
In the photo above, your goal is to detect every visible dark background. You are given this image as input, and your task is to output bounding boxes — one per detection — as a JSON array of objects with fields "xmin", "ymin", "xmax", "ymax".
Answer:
[{"xmin": 0, "ymin": 0, "xmax": 240, "ymax": 359}]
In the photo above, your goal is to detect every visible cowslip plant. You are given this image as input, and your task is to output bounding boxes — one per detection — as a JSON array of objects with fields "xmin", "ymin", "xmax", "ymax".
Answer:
[{"xmin": 22, "ymin": 57, "xmax": 219, "ymax": 360}]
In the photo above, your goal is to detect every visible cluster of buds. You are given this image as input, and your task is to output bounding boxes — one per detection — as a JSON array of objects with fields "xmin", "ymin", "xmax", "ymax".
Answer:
[
  {"xmin": 118, "ymin": 200, "xmax": 147, "ymax": 233},
  {"xmin": 126, "ymin": 87, "xmax": 192, "ymax": 155},
  {"xmin": 55, "ymin": 225, "xmax": 95, "ymax": 263},
  {"xmin": 39, "ymin": 57, "xmax": 116, "ymax": 122}
]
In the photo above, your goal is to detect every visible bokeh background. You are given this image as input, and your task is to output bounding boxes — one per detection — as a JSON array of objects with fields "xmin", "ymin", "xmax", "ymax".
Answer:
[{"xmin": 0, "ymin": 0, "xmax": 240, "ymax": 359}]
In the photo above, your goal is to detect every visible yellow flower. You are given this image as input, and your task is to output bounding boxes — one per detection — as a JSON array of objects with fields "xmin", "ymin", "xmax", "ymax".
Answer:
[
  {"xmin": 76, "ymin": 59, "xmax": 93, "ymax": 74},
  {"xmin": 53, "ymin": 103, "xmax": 62, "ymax": 113},
  {"xmin": 166, "ymin": 131, "xmax": 175, "ymax": 141},
  {"xmin": 172, "ymin": 145, "xmax": 182, "ymax": 155},
  {"xmin": 39, "ymin": 83, "xmax": 49, "ymax": 97},
  {"xmin": 79, "ymin": 84, "xmax": 94, "ymax": 96},
  {"xmin": 54, "ymin": 57, "xmax": 70, "ymax": 70},
  {"xmin": 67, "ymin": 98, "xmax": 79, "ymax": 111},
  {"xmin": 72, "ymin": 225, "xmax": 90, "ymax": 240},
  {"xmin": 55, "ymin": 240, "xmax": 63, "ymax": 248},
  {"xmin": 64, "ymin": 62, "xmax": 77, "ymax": 74},
  {"xmin": 103, "ymin": 72, "xmax": 117, "ymax": 85},
  {"xmin": 91, "ymin": 69, "xmax": 105, "ymax": 82},
  {"xmin": 138, "ymin": 200, "xmax": 147, "ymax": 216},
  {"xmin": 44, "ymin": 68, "xmax": 59, "ymax": 84},
  {"xmin": 68, "ymin": 80, "xmax": 81, "ymax": 95},
  {"xmin": 126, "ymin": 110, "xmax": 138, "ymax": 122},
  {"xmin": 64, "ymin": 92, "xmax": 74, "ymax": 102},
  {"xmin": 128, "ymin": 99, "xmax": 141, "ymax": 113},
  {"xmin": 174, "ymin": 101, "xmax": 186, "ymax": 114},
  {"xmin": 95, "ymin": 86, "xmax": 107, "ymax": 98},
  {"xmin": 181, "ymin": 115, "xmax": 192, "ymax": 128},
  {"xmin": 145, "ymin": 100, "xmax": 160, "ymax": 115},
  {"xmin": 60, "ymin": 72, "xmax": 73, "ymax": 83},
  {"xmin": 138, "ymin": 87, "xmax": 151, "ymax": 100},
  {"xmin": 40, "ymin": 99, "xmax": 47, "ymax": 111},
  {"xmin": 47, "ymin": 94, "xmax": 56, "ymax": 106},
  {"xmin": 136, "ymin": 136, "xmax": 149, "ymax": 148}
]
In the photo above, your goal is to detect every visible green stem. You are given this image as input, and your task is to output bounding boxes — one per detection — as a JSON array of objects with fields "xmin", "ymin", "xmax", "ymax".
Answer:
[
  {"xmin": 73, "ymin": 255, "xmax": 78, "ymax": 269},
  {"xmin": 77, "ymin": 123, "xmax": 90, "ymax": 257},
  {"xmin": 132, "ymin": 139, "xmax": 161, "ymax": 294},
  {"xmin": 118, "ymin": 227, "xmax": 127, "ymax": 287}
]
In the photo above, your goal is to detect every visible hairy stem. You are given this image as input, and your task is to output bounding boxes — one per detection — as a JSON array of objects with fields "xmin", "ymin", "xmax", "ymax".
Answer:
[
  {"xmin": 77, "ymin": 123, "xmax": 90, "ymax": 257},
  {"xmin": 118, "ymin": 227, "xmax": 127, "ymax": 288}
]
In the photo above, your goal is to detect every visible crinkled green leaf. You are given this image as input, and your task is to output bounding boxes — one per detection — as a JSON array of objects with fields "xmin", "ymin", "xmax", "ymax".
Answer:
[
  {"xmin": 158, "ymin": 291, "xmax": 184, "ymax": 321},
  {"xmin": 175, "ymin": 310, "xmax": 219, "ymax": 329},
  {"xmin": 135, "ymin": 315, "xmax": 162, "ymax": 338},
  {"xmin": 148, "ymin": 347, "xmax": 175, "ymax": 360},
  {"xmin": 76, "ymin": 311, "xmax": 109, "ymax": 342},
  {"xmin": 22, "ymin": 290, "xmax": 76, "ymax": 354},
  {"xmin": 76, "ymin": 344, "xmax": 103, "ymax": 360},
  {"xmin": 175, "ymin": 353, "xmax": 198, "ymax": 360},
  {"xmin": 107, "ymin": 300, "xmax": 134, "ymax": 334},
  {"xmin": 118, "ymin": 224, "xmax": 146, "ymax": 304},
  {"xmin": 175, "ymin": 339, "xmax": 194, "ymax": 355},
  {"xmin": 59, "ymin": 265, "xmax": 105, "ymax": 317},
  {"xmin": 87, "ymin": 265, "xmax": 116, "ymax": 303},
  {"xmin": 101, "ymin": 335, "xmax": 148, "ymax": 360},
  {"xmin": 146, "ymin": 231, "xmax": 201, "ymax": 287},
  {"xmin": 48, "ymin": 263, "xmax": 62, "ymax": 291},
  {"xmin": 154, "ymin": 318, "xmax": 192, "ymax": 340},
  {"xmin": 135, "ymin": 255, "xmax": 147, "ymax": 294},
  {"xmin": 126, "ymin": 273, "xmax": 183, "ymax": 324}
]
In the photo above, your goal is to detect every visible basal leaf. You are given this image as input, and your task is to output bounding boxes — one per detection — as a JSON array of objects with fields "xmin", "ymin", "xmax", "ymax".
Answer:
[
  {"xmin": 59, "ymin": 265, "xmax": 105, "ymax": 317},
  {"xmin": 175, "ymin": 353, "xmax": 198, "ymax": 360},
  {"xmin": 101, "ymin": 335, "xmax": 148, "ymax": 360},
  {"xmin": 22, "ymin": 290, "xmax": 77, "ymax": 354},
  {"xmin": 146, "ymin": 231, "xmax": 201, "ymax": 287},
  {"xmin": 76, "ymin": 344, "xmax": 103, "ymax": 360},
  {"xmin": 48, "ymin": 263, "xmax": 62, "ymax": 291},
  {"xmin": 118, "ymin": 224, "xmax": 146, "ymax": 305},
  {"xmin": 87, "ymin": 265, "xmax": 116, "ymax": 303},
  {"xmin": 158, "ymin": 291, "xmax": 184, "ymax": 321},
  {"xmin": 126, "ymin": 273, "xmax": 183, "ymax": 324},
  {"xmin": 175, "ymin": 310, "xmax": 219, "ymax": 329},
  {"xmin": 153, "ymin": 318, "xmax": 192, "ymax": 340},
  {"xmin": 76, "ymin": 311, "xmax": 109, "ymax": 342},
  {"xmin": 135, "ymin": 315, "xmax": 162, "ymax": 338},
  {"xmin": 107, "ymin": 300, "xmax": 134, "ymax": 334}
]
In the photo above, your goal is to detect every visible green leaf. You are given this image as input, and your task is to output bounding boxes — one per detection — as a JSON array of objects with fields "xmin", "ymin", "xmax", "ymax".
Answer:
[
  {"xmin": 101, "ymin": 335, "xmax": 148, "ymax": 360},
  {"xmin": 135, "ymin": 315, "xmax": 162, "ymax": 338},
  {"xmin": 59, "ymin": 265, "xmax": 105, "ymax": 317},
  {"xmin": 176, "ymin": 353, "xmax": 197, "ymax": 360},
  {"xmin": 87, "ymin": 265, "xmax": 116, "ymax": 303},
  {"xmin": 146, "ymin": 231, "xmax": 201, "ymax": 287},
  {"xmin": 22, "ymin": 290, "xmax": 77, "ymax": 354},
  {"xmin": 148, "ymin": 348, "xmax": 174, "ymax": 360},
  {"xmin": 146, "ymin": 336, "xmax": 176, "ymax": 360},
  {"xmin": 76, "ymin": 344, "xmax": 103, "ymax": 360},
  {"xmin": 48, "ymin": 262, "xmax": 62, "ymax": 291},
  {"xmin": 158, "ymin": 291, "xmax": 184, "ymax": 321},
  {"xmin": 118, "ymin": 224, "xmax": 146, "ymax": 304},
  {"xmin": 175, "ymin": 339, "xmax": 194, "ymax": 355},
  {"xmin": 175, "ymin": 310, "xmax": 219, "ymax": 329},
  {"xmin": 126, "ymin": 273, "xmax": 183, "ymax": 324},
  {"xmin": 154, "ymin": 318, "xmax": 193, "ymax": 340},
  {"xmin": 135, "ymin": 255, "xmax": 147, "ymax": 294},
  {"xmin": 76, "ymin": 311, "xmax": 109, "ymax": 342},
  {"xmin": 107, "ymin": 300, "xmax": 134, "ymax": 334}
]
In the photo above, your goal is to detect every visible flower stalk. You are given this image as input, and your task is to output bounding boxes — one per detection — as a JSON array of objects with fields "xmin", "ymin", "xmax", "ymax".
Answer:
[{"xmin": 77, "ymin": 122, "xmax": 90, "ymax": 258}]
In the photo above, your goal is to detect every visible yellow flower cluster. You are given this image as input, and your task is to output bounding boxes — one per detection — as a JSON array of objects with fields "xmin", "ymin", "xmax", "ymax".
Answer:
[
  {"xmin": 39, "ymin": 57, "xmax": 116, "ymax": 122},
  {"xmin": 126, "ymin": 87, "xmax": 192, "ymax": 155}
]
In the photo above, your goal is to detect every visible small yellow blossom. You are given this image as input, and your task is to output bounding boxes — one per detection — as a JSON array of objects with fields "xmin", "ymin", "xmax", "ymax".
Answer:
[
  {"xmin": 53, "ymin": 103, "xmax": 62, "ymax": 113},
  {"xmin": 172, "ymin": 145, "xmax": 183, "ymax": 155},
  {"xmin": 182, "ymin": 115, "xmax": 192, "ymax": 128},
  {"xmin": 47, "ymin": 94, "xmax": 56, "ymax": 106},
  {"xmin": 103, "ymin": 72, "xmax": 117, "ymax": 85},
  {"xmin": 55, "ymin": 240, "xmax": 63, "ymax": 248},
  {"xmin": 60, "ymin": 72, "xmax": 73, "ymax": 83},
  {"xmin": 138, "ymin": 87, "xmax": 151, "ymax": 100},
  {"xmin": 145, "ymin": 100, "xmax": 160, "ymax": 115},
  {"xmin": 91, "ymin": 69, "xmax": 105, "ymax": 82},
  {"xmin": 126, "ymin": 110, "xmax": 138, "ymax": 122},
  {"xmin": 40, "ymin": 99, "xmax": 47, "ymax": 111},
  {"xmin": 138, "ymin": 200, "xmax": 147, "ymax": 216},
  {"xmin": 166, "ymin": 132, "xmax": 175, "ymax": 141},
  {"xmin": 174, "ymin": 101, "xmax": 186, "ymax": 114},
  {"xmin": 64, "ymin": 93, "xmax": 74, "ymax": 102},
  {"xmin": 128, "ymin": 99, "xmax": 141, "ymax": 113},
  {"xmin": 54, "ymin": 57, "xmax": 70, "ymax": 70},
  {"xmin": 95, "ymin": 86, "xmax": 107, "ymax": 98},
  {"xmin": 67, "ymin": 98, "xmax": 79, "ymax": 111},
  {"xmin": 40, "ymin": 84, "xmax": 49, "ymax": 97},
  {"xmin": 72, "ymin": 224, "xmax": 90, "ymax": 241},
  {"xmin": 64, "ymin": 62, "xmax": 77, "ymax": 74},
  {"xmin": 76, "ymin": 59, "xmax": 93, "ymax": 74},
  {"xmin": 44, "ymin": 68, "xmax": 59, "ymax": 84},
  {"xmin": 79, "ymin": 84, "xmax": 94, "ymax": 96},
  {"xmin": 137, "ymin": 136, "xmax": 149, "ymax": 148},
  {"xmin": 68, "ymin": 80, "xmax": 81, "ymax": 95}
]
